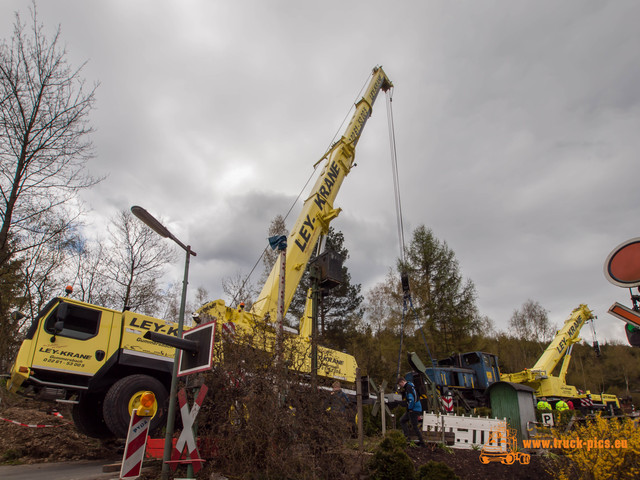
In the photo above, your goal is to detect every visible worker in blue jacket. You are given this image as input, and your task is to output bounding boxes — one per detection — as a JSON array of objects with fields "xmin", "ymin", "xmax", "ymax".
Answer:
[{"xmin": 397, "ymin": 376, "xmax": 425, "ymax": 447}]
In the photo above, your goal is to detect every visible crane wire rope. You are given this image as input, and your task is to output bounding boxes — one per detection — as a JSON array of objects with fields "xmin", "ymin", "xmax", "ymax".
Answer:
[
  {"xmin": 385, "ymin": 89, "xmax": 411, "ymax": 380},
  {"xmin": 386, "ymin": 90, "xmax": 435, "ymax": 380},
  {"xmin": 386, "ymin": 90, "xmax": 405, "ymax": 379},
  {"xmin": 386, "ymin": 90, "xmax": 407, "ymax": 266}
]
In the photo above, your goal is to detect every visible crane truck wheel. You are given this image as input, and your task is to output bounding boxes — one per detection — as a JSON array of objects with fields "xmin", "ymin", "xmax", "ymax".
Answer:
[
  {"xmin": 102, "ymin": 374, "xmax": 168, "ymax": 438},
  {"xmin": 72, "ymin": 391, "xmax": 114, "ymax": 439}
]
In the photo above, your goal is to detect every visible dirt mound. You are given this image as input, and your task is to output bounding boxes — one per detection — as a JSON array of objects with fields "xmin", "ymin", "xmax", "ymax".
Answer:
[
  {"xmin": 407, "ymin": 444, "xmax": 552, "ymax": 480},
  {"xmin": 0, "ymin": 393, "xmax": 119, "ymax": 464}
]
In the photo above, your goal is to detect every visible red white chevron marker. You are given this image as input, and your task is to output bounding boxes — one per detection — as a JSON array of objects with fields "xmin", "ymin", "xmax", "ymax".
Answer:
[{"xmin": 120, "ymin": 410, "xmax": 151, "ymax": 480}]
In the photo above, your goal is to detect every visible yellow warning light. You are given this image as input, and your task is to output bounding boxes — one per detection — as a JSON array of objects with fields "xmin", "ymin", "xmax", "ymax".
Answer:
[{"xmin": 136, "ymin": 391, "xmax": 157, "ymax": 417}]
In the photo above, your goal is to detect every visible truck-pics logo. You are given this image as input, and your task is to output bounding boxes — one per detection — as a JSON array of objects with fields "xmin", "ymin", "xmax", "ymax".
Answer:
[{"xmin": 479, "ymin": 426, "xmax": 530, "ymax": 465}]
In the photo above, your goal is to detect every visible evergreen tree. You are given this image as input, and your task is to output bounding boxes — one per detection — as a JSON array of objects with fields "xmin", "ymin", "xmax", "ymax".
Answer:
[
  {"xmin": 287, "ymin": 227, "xmax": 363, "ymax": 351},
  {"xmin": 0, "ymin": 253, "xmax": 24, "ymax": 371},
  {"xmin": 401, "ymin": 225, "xmax": 480, "ymax": 357}
]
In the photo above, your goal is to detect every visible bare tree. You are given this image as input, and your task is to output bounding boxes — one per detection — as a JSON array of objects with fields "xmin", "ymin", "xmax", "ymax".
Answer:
[
  {"xmin": 509, "ymin": 299, "xmax": 555, "ymax": 344},
  {"xmin": 70, "ymin": 240, "xmax": 111, "ymax": 306},
  {"xmin": 193, "ymin": 286, "xmax": 210, "ymax": 311},
  {"xmin": 103, "ymin": 210, "xmax": 175, "ymax": 315},
  {"xmin": 0, "ymin": 4, "xmax": 99, "ymax": 267},
  {"xmin": 160, "ymin": 282, "xmax": 182, "ymax": 323},
  {"xmin": 17, "ymin": 226, "xmax": 79, "ymax": 318},
  {"xmin": 364, "ymin": 270, "xmax": 403, "ymax": 335},
  {"xmin": 161, "ymin": 284, "xmax": 210, "ymax": 326},
  {"xmin": 0, "ymin": 4, "xmax": 99, "ymax": 367},
  {"xmin": 222, "ymin": 272, "xmax": 258, "ymax": 310}
]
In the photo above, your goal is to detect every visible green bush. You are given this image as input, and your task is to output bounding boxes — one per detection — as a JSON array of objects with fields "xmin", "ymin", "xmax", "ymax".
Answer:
[
  {"xmin": 416, "ymin": 460, "xmax": 459, "ymax": 480},
  {"xmin": 2, "ymin": 448, "xmax": 24, "ymax": 463},
  {"xmin": 362, "ymin": 404, "xmax": 382, "ymax": 436},
  {"xmin": 368, "ymin": 431, "xmax": 414, "ymax": 480},
  {"xmin": 368, "ymin": 447, "xmax": 414, "ymax": 480},
  {"xmin": 547, "ymin": 415, "xmax": 640, "ymax": 480},
  {"xmin": 554, "ymin": 408, "xmax": 576, "ymax": 428},
  {"xmin": 379, "ymin": 429, "xmax": 409, "ymax": 450},
  {"xmin": 474, "ymin": 407, "xmax": 492, "ymax": 418}
]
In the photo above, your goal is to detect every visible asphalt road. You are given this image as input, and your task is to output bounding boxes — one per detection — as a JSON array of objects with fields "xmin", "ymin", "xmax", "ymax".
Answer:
[{"xmin": 0, "ymin": 460, "xmax": 121, "ymax": 480}]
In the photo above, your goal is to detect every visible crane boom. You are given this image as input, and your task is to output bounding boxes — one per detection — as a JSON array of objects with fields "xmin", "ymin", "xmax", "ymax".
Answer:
[
  {"xmin": 500, "ymin": 304, "xmax": 619, "ymax": 409},
  {"xmin": 250, "ymin": 67, "xmax": 392, "ymax": 321},
  {"xmin": 531, "ymin": 304, "xmax": 592, "ymax": 375},
  {"xmin": 502, "ymin": 305, "xmax": 592, "ymax": 386},
  {"xmin": 194, "ymin": 67, "xmax": 393, "ymax": 383}
]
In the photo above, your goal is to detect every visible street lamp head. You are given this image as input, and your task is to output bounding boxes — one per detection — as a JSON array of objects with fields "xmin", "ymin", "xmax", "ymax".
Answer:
[
  {"xmin": 131, "ymin": 205, "xmax": 196, "ymax": 256},
  {"xmin": 131, "ymin": 205, "xmax": 173, "ymax": 239}
]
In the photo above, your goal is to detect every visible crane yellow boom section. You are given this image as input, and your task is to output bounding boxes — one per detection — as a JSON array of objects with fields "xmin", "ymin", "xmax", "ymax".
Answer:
[
  {"xmin": 531, "ymin": 304, "xmax": 593, "ymax": 375},
  {"xmin": 250, "ymin": 66, "xmax": 392, "ymax": 321},
  {"xmin": 501, "ymin": 304, "xmax": 619, "ymax": 408},
  {"xmin": 501, "ymin": 304, "xmax": 592, "ymax": 386},
  {"xmin": 195, "ymin": 67, "xmax": 392, "ymax": 383}
]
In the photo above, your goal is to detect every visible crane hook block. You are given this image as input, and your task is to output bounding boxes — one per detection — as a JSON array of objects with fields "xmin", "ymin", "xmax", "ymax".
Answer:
[{"xmin": 401, "ymin": 272, "xmax": 410, "ymax": 294}]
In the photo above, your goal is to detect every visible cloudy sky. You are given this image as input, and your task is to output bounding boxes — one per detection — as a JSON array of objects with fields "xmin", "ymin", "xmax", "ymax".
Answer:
[{"xmin": 2, "ymin": 0, "xmax": 639, "ymax": 344}]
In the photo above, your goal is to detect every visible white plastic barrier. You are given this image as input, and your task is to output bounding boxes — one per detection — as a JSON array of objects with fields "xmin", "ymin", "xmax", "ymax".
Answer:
[{"xmin": 422, "ymin": 413, "xmax": 508, "ymax": 450}]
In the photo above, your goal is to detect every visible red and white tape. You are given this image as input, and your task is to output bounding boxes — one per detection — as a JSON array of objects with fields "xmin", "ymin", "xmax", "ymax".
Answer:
[{"xmin": 1, "ymin": 416, "xmax": 69, "ymax": 428}]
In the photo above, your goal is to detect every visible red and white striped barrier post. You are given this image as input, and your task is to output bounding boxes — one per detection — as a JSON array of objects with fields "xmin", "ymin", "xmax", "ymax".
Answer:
[
  {"xmin": 120, "ymin": 410, "xmax": 151, "ymax": 480},
  {"xmin": 442, "ymin": 394, "xmax": 454, "ymax": 413},
  {"xmin": 120, "ymin": 391, "xmax": 157, "ymax": 480}
]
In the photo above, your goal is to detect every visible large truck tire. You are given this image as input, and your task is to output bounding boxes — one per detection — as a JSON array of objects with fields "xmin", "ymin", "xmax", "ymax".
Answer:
[
  {"xmin": 103, "ymin": 374, "xmax": 169, "ymax": 438},
  {"xmin": 72, "ymin": 391, "xmax": 114, "ymax": 439}
]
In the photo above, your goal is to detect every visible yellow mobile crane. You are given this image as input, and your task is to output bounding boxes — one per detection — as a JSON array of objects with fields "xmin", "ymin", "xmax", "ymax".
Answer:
[
  {"xmin": 194, "ymin": 67, "xmax": 393, "ymax": 382},
  {"xmin": 501, "ymin": 305, "xmax": 619, "ymax": 410},
  {"xmin": 6, "ymin": 67, "xmax": 393, "ymax": 437}
]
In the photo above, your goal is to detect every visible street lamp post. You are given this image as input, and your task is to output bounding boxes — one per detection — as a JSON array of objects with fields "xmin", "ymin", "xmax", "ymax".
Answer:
[{"xmin": 130, "ymin": 206, "xmax": 196, "ymax": 480}]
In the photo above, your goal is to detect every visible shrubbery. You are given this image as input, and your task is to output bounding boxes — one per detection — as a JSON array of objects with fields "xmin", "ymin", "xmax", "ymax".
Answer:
[
  {"xmin": 416, "ymin": 460, "xmax": 459, "ymax": 480},
  {"xmin": 195, "ymin": 333, "xmax": 355, "ymax": 480},
  {"xmin": 547, "ymin": 415, "xmax": 640, "ymax": 480},
  {"xmin": 368, "ymin": 430, "xmax": 414, "ymax": 480},
  {"xmin": 367, "ymin": 431, "xmax": 460, "ymax": 480}
]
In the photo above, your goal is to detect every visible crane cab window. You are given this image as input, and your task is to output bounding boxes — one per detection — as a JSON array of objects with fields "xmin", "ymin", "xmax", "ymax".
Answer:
[
  {"xmin": 44, "ymin": 303, "xmax": 102, "ymax": 341},
  {"xmin": 463, "ymin": 353, "xmax": 481, "ymax": 365},
  {"xmin": 482, "ymin": 354, "xmax": 493, "ymax": 367}
]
